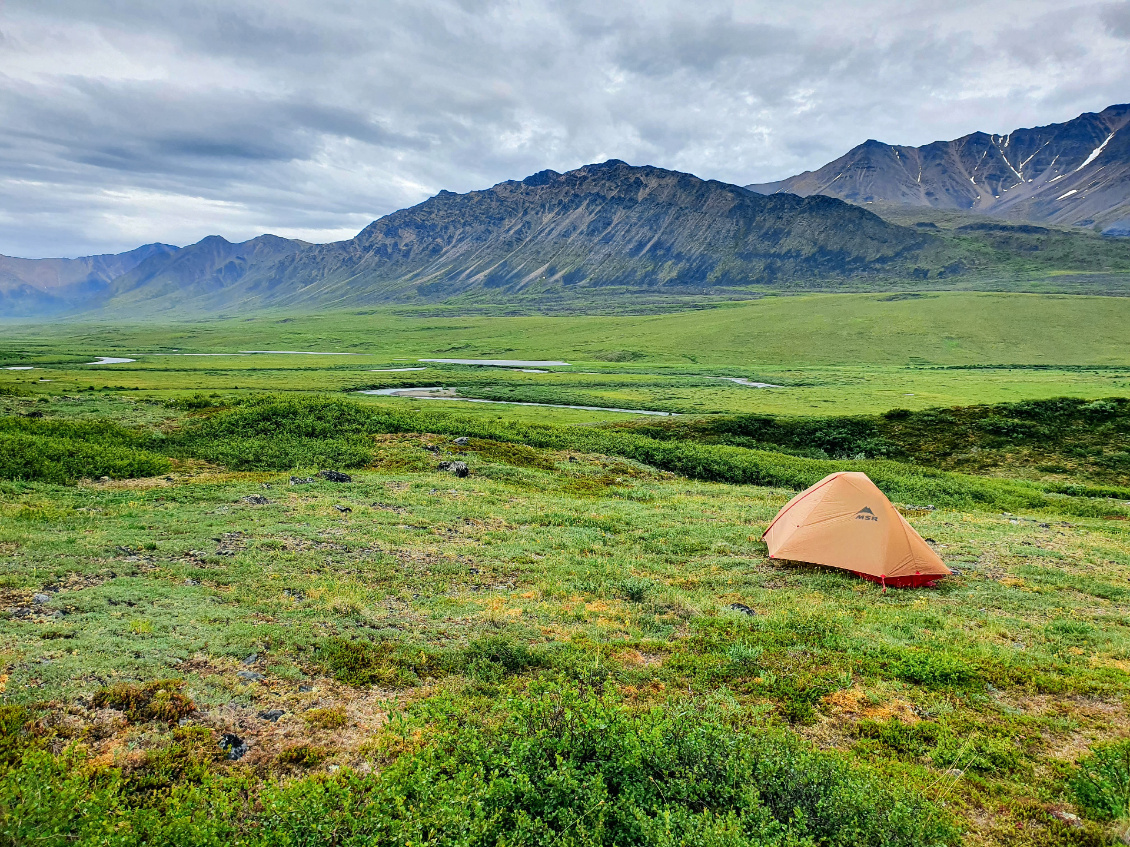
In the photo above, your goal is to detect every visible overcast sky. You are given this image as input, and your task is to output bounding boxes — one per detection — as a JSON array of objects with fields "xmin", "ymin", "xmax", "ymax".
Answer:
[{"xmin": 2, "ymin": 0, "xmax": 1129, "ymax": 258}]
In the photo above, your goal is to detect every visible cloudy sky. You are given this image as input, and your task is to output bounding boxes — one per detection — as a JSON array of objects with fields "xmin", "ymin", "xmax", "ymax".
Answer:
[{"xmin": 2, "ymin": 0, "xmax": 1129, "ymax": 258}]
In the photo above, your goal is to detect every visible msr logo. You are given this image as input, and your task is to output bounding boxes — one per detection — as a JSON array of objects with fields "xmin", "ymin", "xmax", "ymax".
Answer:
[{"xmin": 855, "ymin": 506, "xmax": 879, "ymax": 522}]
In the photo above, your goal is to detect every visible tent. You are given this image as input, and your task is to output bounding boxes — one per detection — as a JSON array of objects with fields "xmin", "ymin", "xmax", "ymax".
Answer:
[{"xmin": 761, "ymin": 471, "xmax": 951, "ymax": 588}]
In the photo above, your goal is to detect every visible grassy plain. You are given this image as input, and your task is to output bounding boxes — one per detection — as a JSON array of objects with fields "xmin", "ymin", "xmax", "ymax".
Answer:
[
  {"xmin": 1, "ymin": 291, "xmax": 1129, "ymax": 845},
  {"xmin": 3, "ymin": 292, "xmax": 1130, "ymax": 417}
]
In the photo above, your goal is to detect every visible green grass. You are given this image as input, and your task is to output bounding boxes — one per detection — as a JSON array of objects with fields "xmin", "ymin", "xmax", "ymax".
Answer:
[
  {"xmin": 4, "ymin": 293, "xmax": 1130, "ymax": 423},
  {"xmin": 5, "ymin": 291, "xmax": 1130, "ymax": 366},
  {"xmin": 1, "ymin": 296, "xmax": 1130, "ymax": 844},
  {"xmin": 0, "ymin": 421, "xmax": 1127, "ymax": 842}
]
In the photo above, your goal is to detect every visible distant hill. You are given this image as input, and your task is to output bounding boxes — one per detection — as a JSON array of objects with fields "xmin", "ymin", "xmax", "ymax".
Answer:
[
  {"xmin": 108, "ymin": 234, "xmax": 309, "ymax": 307},
  {"xmin": 748, "ymin": 104, "xmax": 1130, "ymax": 234},
  {"xmin": 0, "ymin": 243, "xmax": 176, "ymax": 316}
]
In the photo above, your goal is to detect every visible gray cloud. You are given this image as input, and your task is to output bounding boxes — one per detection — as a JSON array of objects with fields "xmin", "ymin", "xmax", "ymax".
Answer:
[{"xmin": 1, "ymin": 0, "xmax": 1128, "ymax": 258}]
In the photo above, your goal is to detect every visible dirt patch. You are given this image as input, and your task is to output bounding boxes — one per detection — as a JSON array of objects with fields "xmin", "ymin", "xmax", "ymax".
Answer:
[
  {"xmin": 37, "ymin": 654, "xmax": 422, "ymax": 773},
  {"xmin": 371, "ymin": 502, "xmax": 408, "ymax": 514},
  {"xmin": 41, "ymin": 572, "xmax": 115, "ymax": 594},
  {"xmin": 618, "ymin": 649, "xmax": 664, "ymax": 667},
  {"xmin": 196, "ymin": 685, "xmax": 401, "ymax": 768},
  {"xmin": 822, "ymin": 687, "xmax": 920, "ymax": 724},
  {"xmin": 262, "ymin": 535, "xmax": 353, "ymax": 555}
]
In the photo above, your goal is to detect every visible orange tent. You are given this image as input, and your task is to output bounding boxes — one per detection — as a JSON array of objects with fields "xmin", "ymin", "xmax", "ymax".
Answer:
[{"xmin": 762, "ymin": 471, "xmax": 951, "ymax": 588}]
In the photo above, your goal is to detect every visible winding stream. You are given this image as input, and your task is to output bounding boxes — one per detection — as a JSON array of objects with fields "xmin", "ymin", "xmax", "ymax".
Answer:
[
  {"xmin": 419, "ymin": 358, "xmax": 570, "ymax": 367},
  {"xmin": 357, "ymin": 387, "xmax": 675, "ymax": 416}
]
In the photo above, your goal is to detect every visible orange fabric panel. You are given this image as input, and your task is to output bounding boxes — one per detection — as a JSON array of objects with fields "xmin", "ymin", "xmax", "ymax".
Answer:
[{"xmin": 762, "ymin": 472, "xmax": 950, "ymax": 583}]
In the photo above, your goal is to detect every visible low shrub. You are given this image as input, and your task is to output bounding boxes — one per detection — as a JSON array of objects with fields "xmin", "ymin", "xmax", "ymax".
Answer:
[
  {"xmin": 172, "ymin": 434, "xmax": 374, "ymax": 472},
  {"xmin": 0, "ymin": 425, "xmax": 171, "ymax": 484},
  {"xmin": 726, "ymin": 642, "xmax": 764, "ymax": 670},
  {"xmin": 314, "ymin": 639, "xmax": 457, "ymax": 688},
  {"xmin": 889, "ymin": 651, "xmax": 980, "ymax": 691},
  {"xmin": 1070, "ymin": 739, "xmax": 1130, "ymax": 823},
  {"xmin": 466, "ymin": 438, "xmax": 556, "ymax": 470},
  {"xmin": 161, "ymin": 394, "xmax": 1129, "ymax": 516},
  {"xmin": 90, "ymin": 679, "xmax": 195, "ymax": 724},
  {"xmin": 856, "ymin": 718, "xmax": 940, "ymax": 760},
  {"xmin": 275, "ymin": 743, "xmax": 329, "ymax": 768},
  {"xmin": 314, "ymin": 639, "xmax": 412, "ymax": 688},
  {"xmin": 462, "ymin": 635, "xmax": 547, "ymax": 681},
  {"xmin": 403, "ymin": 682, "xmax": 958, "ymax": 846},
  {"xmin": 759, "ymin": 665, "xmax": 840, "ymax": 725},
  {"xmin": 164, "ymin": 393, "xmax": 226, "ymax": 410},
  {"xmin": 930, "ymin": 730, "xmax": 1022, "ymax": 776},
  {"xmin": 303, "ymin": 708, "xmax": 347, "ymax": 730},
  {"xmin": 316, "ymin": 636, "xmax": 555, "ymax": 689},
  {"xmin": 0, "ymin": 682, "xmax": 958, "ymax": 846},
  {"xmin": 620, "ymin": 577, "xmax": 652, "ymax": 603},
  {"xmin": 0, "ymin": 705, "xmax": 37, "ymax": 769},
  {"xmin": 120, "ymin": 727, "xmax": 225, "ymax": 804}
]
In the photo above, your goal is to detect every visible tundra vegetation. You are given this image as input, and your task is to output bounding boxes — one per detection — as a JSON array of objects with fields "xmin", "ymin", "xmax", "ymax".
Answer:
[{"xmin": 0, "ymin": 292, "xmax": 1128, "ymax": 846}]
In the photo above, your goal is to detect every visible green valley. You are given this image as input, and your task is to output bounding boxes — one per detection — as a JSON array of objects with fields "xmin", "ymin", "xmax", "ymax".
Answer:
[{"xmin": 1, "ymin": 291, "xmax": 1129, "ymax": 845}]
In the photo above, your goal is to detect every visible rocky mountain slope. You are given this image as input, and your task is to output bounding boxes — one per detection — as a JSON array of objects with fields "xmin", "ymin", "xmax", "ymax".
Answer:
[
  {"xmin": 217, "ymin": 160, "xmax": 930, "ymax": 310},
  {"xmin": 748, "ymin": 104, "xmax": 1130, "ymax": 234}
]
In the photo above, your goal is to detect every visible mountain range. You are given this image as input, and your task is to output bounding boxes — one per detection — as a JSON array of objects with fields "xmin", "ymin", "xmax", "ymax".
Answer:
[
  {"xmin": 4, "ymin": 109, "xmax": 1130, "ymax": 319},
  {"xmin": 748, "ymin": 104, "xmax": 1130, "ymax": 235},
  {"xmin": 3, "ymin": 161, "xmax": 938, "ymax": 316},
  {"xmin": 0, "ymin": 243, "xmax": 176, "ymax": 316}
]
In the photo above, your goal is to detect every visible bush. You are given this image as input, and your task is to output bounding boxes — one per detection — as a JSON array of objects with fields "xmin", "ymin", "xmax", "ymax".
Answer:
[
  {"xmin": 303, "ymin": 708, "xmax": 347, "ymax": 730},
  {"xmin": 90, "ymin": 679, "xmax": 195, "ymax": 724},
  {"xmin": 275, "ymin": 744, "xmax": 329, "ymax": 768},
  {"xmin": 0, "ymin": 417, "xmax": 171, "ymax": 484},
  {"xmin": 0, "ymin": 683, "xmax": 958, "ymax": 846},
  {"xmin": 1070, "ymin": 740, "xmax": 1130, "ymax": 822},
  {"xmin": 890, "ymin": 652, "xmax": 979, "ymax": 691},
  {"xmin": 120, "ymin": 727, "xmax": 225, "ymax": 803}
]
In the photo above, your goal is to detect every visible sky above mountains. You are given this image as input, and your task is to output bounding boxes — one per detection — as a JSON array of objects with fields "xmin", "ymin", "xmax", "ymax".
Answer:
[{"xmin": 2, "ymin": 0, "xmax": 1129, "ymax": 258}]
